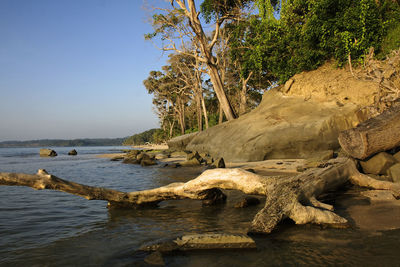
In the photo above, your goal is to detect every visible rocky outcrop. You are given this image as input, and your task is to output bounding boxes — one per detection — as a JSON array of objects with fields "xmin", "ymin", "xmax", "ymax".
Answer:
[
  {"xmin": 39, "ymin": 149, "xmax": 57, "ymax": 157},
  {"xmin": 167, "ymin": 132, "xmax": 198, "ymax": 151},
  {"xmin": 187, "ymin": 89, "xmax": 369, "ymax": 162}
]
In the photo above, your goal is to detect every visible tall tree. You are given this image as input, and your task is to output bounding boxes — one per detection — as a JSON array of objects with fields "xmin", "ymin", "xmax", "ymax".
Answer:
[{"xmin": 146, "ymin": 0, "xmax": 248, "ymax": 121}]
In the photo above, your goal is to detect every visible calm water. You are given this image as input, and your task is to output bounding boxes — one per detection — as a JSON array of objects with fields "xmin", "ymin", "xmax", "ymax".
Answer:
[{"xmin": 0, "ymin": 146, "xmax": 399, "ymax": 266}]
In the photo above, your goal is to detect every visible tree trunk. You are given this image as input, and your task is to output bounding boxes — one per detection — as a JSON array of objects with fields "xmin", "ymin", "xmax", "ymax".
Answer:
[
  {"xmin": 218, "ymin": 103, "xmax": 224, "ymax": 124},
  {"xmin": 338, "ymin": 104, "xmax": 400, "ymax": 159},
  {"xmin": 2, "ymin": 159, "xmax": 399, "ymax": 234},
  {"xmin": 208, "ymin": 64, "xmax": 237, "ymax": 121},
  {"xmin": 200, "ymin": 93, "xmax": 209, "ymax": 129},
  {"xmin": 239, "ymin": 72, "xmax": 253, "ymax": 116}
]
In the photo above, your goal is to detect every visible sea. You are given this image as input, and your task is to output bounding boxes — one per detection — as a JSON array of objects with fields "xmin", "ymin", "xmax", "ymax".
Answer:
[{"xmin": 0, "ymin": 146, "xmax": 400, "ymax": 266}]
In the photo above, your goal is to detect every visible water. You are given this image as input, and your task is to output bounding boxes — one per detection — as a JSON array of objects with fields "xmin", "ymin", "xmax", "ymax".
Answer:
[{"xmin": 0, "ymin": 147, "xmax": 400, "ymax": 266}]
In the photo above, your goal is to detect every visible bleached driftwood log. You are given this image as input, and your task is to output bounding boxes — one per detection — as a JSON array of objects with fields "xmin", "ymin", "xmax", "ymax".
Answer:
[
  {"xmin": 338, "ymin": 104, "xmax": 400, "ymax": 160},
  {"xmin": 1, "ymin": 158, "xmax": 399, "ymax": 234}
]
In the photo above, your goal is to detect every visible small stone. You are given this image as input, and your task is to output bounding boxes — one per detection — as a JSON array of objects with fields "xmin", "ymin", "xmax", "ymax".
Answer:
[
  {"xmin": 122, "ymin": 158, "xmax": 139, "ymax": 164},
  {"xmin": 388, "ymin": 163, "xmax": 400, "ymax": 183},
  {"xmin": 155, "ymin": 154, "xmax": 168, "ymax": 160},
  {"xmin": 360, "ymin": 152, "xmax": 397, "ymax": 175},
  {"xmin": 68, "ymin": 149, "xmax": 77, "ymax": 156},
  {"xmin": 39, "ymin": 149, "xmax": 57, "ymax": 157},
  {"xmin": 234, "ymin": 197, "xmax": 261, "ymax": 208}
]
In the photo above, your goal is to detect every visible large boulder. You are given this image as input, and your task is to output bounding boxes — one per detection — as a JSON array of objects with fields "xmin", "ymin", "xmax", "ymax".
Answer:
[
  {"xmin": 187, "ymin": 89, "xmax": 369, "ymax": 162},
  {"xmin": 39, "ymin": 149, "xmax": 57, "ymax": 157},
  {"xmin": 167, "ymin": 132, "xmax": 198, "ymax": 151}
]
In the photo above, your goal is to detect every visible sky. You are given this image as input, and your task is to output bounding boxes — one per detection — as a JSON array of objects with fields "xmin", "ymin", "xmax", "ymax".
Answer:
[{"xmin": 0, "ymin": 0, "xmax": 171, "ymax": 141}]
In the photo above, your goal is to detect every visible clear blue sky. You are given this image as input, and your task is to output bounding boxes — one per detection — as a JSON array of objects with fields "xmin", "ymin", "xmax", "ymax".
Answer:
[{"xmin": 0, "ymin": 0, "xmax": 169, "ymax": 141}]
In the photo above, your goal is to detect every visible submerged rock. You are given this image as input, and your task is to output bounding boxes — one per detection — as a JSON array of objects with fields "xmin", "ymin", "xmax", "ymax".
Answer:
[
  {"xmin": 140, "ymin": 233, "xmax": 256, "ymax": 252},
  {"xmin": 68, "ymin": 149, "xmax": 77, "ymax": 156},
  {"xmin": 234, "ymin": 197, "xmax": 261, "ymax": 208},
  {"xmin": 39, "ymin": 149, "xmax": 57, "ymax": 157}
]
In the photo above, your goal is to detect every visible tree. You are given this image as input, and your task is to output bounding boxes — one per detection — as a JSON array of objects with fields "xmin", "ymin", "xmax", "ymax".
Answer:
[{"xmin": 146, "ymin": 0, "xmax": 248, "ymax": 121}]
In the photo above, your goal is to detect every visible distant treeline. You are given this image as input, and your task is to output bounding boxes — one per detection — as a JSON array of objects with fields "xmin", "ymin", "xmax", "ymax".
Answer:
[
  {"xmin": 0, "ymin": 138, "xmax": 125, "ymax": 148},
  {"xmin": 123, "ymin": 129, "xmax": 165, "ymax": 145}
]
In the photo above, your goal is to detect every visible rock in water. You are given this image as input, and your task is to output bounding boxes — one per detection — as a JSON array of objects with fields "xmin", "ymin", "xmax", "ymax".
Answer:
[
  {"xmin": 140, "ymin": 233, "xmax": 256, "ymax": 252},
  {"xmin": 39, "ymin": 149, "xmax": 57, "ymax": 157},
  {"xmin": 360, "ymin": 152, "xmax": 397, "ymax": 175},
  {"xmin": 68, "ymin": 149, "xmax": 77, "ymax": 156},
  {"xmin": 234, "ymin": 197, "xmax": 261, "ymax": 208}
]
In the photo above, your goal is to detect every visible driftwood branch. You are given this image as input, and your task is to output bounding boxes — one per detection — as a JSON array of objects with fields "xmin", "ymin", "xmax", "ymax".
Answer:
[
  {"xmin": 1, "ymin": 158, "xmax": 397, "ymax": 234},
  {"xmin": 339, "ymin": 104, "xmax": 400, "ymax": 159}
]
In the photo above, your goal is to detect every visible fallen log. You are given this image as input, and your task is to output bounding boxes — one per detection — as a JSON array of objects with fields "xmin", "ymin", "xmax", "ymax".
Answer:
[
  {"xmin": 338, "ymin": 104, "xmax": 400, "ymax": 160},
  {"xmin": 1, "ymin": 158, "xmax": 399, "ymax": 234}
]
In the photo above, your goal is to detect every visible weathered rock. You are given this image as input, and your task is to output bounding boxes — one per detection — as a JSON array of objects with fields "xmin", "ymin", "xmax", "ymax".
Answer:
[
  {"xmin": 211, "ymin": 158, "xmax": 225, "ymax": 168},
  {"xmin": 155, "ymin": 153, "xmax": 168, "ymax": 160},
  {"xmin": 201, "ymin": 188, "xmax": 227, "ymax": 206},
  {"xmin": 68, "ymin": 149, "xmax": 77, "ymax": 156},
  {"xmin": 126, "ymin": 150, "xmax": 142, "ymax": 157},
  {"xmin": 234, "ymin": 196, "xmax": 261, "ymax": 208},
  {"xmin": 393, "ymin": 151, "xmax": 400, "ymax": 162},
  {"xmin": 388, "ymin": 163, "xmax": 400, "ymax": 183},
  {"xmin": 167, "ymin": 132, "xmax": 198, "ymax": 151},
  {"xmin": 180, "ymin": 157, "xmax": 201, "ymax": 167},
  {"xmin": 169, "ymin": 151, "xmax": 187, "ymax": 158},
  {"xmin": 187, "ymin": 89, "xmax": 369, "ymax": 162},
  {"xmin": 122, "ymin": 158, "xmax": 139, "ymax": 164},
  {"xmin": 137, "ymin": 153, "xmax": 153, "ymax": 162},
  {"xmin": 39, "ymin": 149, "xmax": 57, "ymax": 157},
  {"xmin": 186, "ymin": 151, "xmax": 202, "ymax": 161},
  {"xmin": 360, "ymin": 152, "xmax": 397, "ymax": 175},
  {"xmin": 141, "ymin": 159, "xmax": 157, "ymax": 166},
  {"xmin": 141, "ymin": 234, "xmax": 256, "ymax": 252}
]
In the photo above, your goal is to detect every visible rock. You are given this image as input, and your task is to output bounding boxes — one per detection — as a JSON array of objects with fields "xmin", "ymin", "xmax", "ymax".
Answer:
[
  {"xmin": 186, "ymin": 151, "xmax": 201, "ymax": 161},
  {"xmin": 155, "ymin": 153, "xmax": 168, "ymax": 160},
  {"xmin": 167, "ymin": 132, "xmax": 198, "ymax": 151},
  {"xmin": 234, "ymin": 197, "xmax": 261, "ymax": 208},
  {"xmin": 387, "ymin": 163, "xmax": 400, "ymax": 183},
  {"xmin": 126, "ymin": 150, "xmax": 142, "ymax": 157},
  {"xmin": 393, "ymin": 151, "xmax": 400, "ymax": 162},
  {"xmin": 187, "ymin": 88, "xmax": 370, "ymax": 162},
  {"xmin": 122, "ymin": 158, "xmax": 139, "ymax": 164},
  {"xmin": 361, "ymin": 190, "xmax": 396, "ymax": 201},
  {"xmin": 169, "ymin": 151, "xmax": 187, "ymax": 158},
  {"xmin": 360, "ymin": 152, "xmax": 397, "ymax": 175},
  {"xmin": 180, "ymin": 157, "xmax": 201, "ymax": 167},
  {"xmin": 201, "ymin": 188, "xmax": 226, "ymax": 206},
  {"xmin": 141, "ymin": 233, "xmax": 256, "ymax": 252},
  {"xmin": 144, "ymin": 251, "xmax": 165, "ymax": 266},
  {"xmin": 39, "ymin": 149, "xmax": 57, "ymax": 157},
  {"xmin": 212, "ymin": 158, "xmax": 225, "ymax": 168},
  {"xmin": 141, "ymin": 159, "xmax": 157, "ymax": 166},
  {"xmin": 137, "ymin": 153, "xmax": 153, "ymax": 162},
  {"xmin": 68, "ymin": 149, "xmax": 77, "ymax": 156}
]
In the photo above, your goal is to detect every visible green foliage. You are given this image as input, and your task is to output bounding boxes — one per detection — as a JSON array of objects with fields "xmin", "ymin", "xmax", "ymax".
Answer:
[
  {"xmin": 123, "ymin": 129, "xmax": 166, "ymax": 145},
  {"xmin": 249, "ymin": 0, "xmax": 400, "ymax": 83}
]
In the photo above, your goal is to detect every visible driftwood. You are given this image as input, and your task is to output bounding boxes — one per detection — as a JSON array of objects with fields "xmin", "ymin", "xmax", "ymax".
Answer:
[
  {"xmin": 339, "ymin": 104, "xmax": 400, "ymax": 160},
  {"xmin": 1, "ymin": 159, "xmax": 399, "ymax": 234}
]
